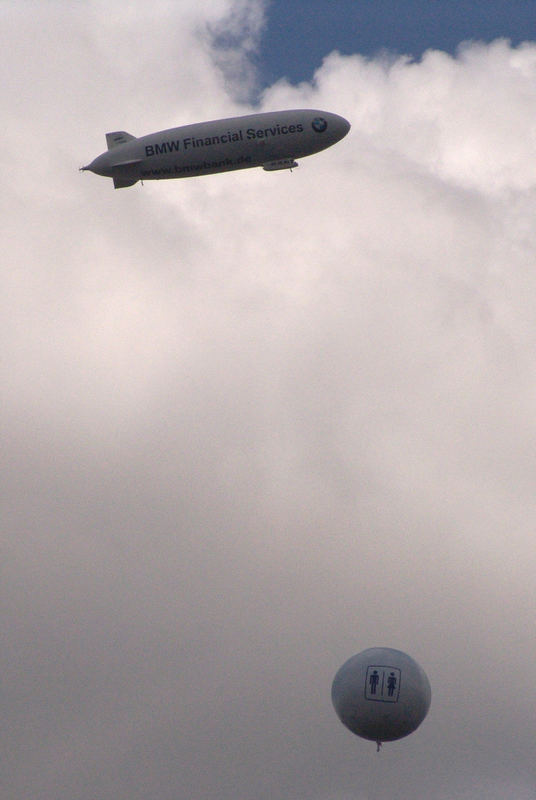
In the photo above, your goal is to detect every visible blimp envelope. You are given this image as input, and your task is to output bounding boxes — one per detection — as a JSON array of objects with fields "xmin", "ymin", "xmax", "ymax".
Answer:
[{"xmin": 331, "ymin": 647, "xmax": 431, "ymax": 745}]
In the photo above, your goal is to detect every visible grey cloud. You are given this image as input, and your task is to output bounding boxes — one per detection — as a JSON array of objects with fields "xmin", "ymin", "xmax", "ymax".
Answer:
[{"xmin": 2, "ymin": 3, "xmax": 536, "ymax": 798}]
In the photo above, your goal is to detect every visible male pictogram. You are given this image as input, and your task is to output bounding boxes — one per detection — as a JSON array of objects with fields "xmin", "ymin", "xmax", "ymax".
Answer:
[{"xmin": 369, "ymin": 670, "xmax": 380, "ymax": 694}]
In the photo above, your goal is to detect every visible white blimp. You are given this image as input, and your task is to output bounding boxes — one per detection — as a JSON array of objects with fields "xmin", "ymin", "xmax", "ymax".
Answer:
[
  {"xmin": 81, "ymin": 109, "xmax": 351, "ymax": 188},
  {"xmin": 331, "ymin": 647, "xmax": 431, "ymax": 751}
]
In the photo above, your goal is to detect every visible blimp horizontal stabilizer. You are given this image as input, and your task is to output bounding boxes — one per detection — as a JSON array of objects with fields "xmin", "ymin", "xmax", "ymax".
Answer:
[{"xmin": 111, "ymin": 159, "xmax": 143, "ymax": 170}]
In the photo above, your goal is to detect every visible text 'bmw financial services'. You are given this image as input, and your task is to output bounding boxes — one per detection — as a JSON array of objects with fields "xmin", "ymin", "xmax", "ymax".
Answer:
[{"xmin": 144, "ymin": 121, "xmax": 305, "ymax": 155}]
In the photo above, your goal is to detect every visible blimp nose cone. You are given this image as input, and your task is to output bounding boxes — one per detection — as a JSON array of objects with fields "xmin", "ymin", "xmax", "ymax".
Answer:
[
  {"xmin": 326, "ymin": 112, "xmax": 350, "ymax": 143},
  {"xmin": 331, "ymin": 114, "xmax": 350, "ymax": 140}
]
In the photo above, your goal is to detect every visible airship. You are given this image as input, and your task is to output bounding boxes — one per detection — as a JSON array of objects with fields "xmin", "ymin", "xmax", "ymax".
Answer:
[
  {"xmin": 331, "ymin": 647, "xmax": 431, "ymax": 751},
  {"xmin": 81, "ymin": 109, "xmax": 350, "ymax": 188}
]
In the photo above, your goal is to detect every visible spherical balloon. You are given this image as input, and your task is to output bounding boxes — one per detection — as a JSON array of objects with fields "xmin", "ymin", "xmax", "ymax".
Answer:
[{"xmin": 331, "ymin": 647, "xmax": 431, "ymax": 747}]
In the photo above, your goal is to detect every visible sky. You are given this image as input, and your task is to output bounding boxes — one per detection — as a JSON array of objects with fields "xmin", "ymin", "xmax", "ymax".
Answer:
[
  {"xmin": 2, "ymin": 1, "xmax": 536, "ymax": 799},
  {"xmin": 259, "ymin": 0, "xmax": 536, "ymax": 86}
]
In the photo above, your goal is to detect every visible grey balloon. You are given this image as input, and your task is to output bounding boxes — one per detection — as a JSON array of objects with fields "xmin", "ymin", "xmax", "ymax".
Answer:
[{"xmin": 331, "ymin": 647, "xmax": 431, "ymax": 747}]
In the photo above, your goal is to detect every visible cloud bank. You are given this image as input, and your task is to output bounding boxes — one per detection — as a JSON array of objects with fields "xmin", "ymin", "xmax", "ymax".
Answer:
[{"xmin": 2, "ymin": 3, "xmax": 536, "ymax": 798}]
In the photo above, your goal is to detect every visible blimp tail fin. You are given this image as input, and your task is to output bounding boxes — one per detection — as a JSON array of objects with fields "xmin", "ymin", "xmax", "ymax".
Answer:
[
  {"xmin": 113, "ymin": 174, "xmax": 139, "ymax": 189},
  {"xmin": 106, "ymin": 131, "xmax": 136, "ymax": 149},
  {"xmin": 111, "ymin": 159, "xmax": 142, "ymax": 189}
]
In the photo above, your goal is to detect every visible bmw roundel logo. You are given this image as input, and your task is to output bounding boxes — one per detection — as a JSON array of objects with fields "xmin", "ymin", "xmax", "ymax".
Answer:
[{"xmin": 312, "ymin": 117, "xmax": 328, "ymax": 133}]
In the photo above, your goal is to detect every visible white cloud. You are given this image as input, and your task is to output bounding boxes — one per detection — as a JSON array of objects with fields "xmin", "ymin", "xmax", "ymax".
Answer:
[{"xmin": 2, "ymin": 3, "xmax": 536, "ymax": 798}]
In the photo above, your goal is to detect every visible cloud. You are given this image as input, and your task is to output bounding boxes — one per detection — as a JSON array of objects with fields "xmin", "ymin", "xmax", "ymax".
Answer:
[
  {"xmin": 2, "ymin": 3, "xmax": 536, "ymax": 798},
  {"xmin": 207, "ymin": 0, "xmax": 268, "ymax": 100}
]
